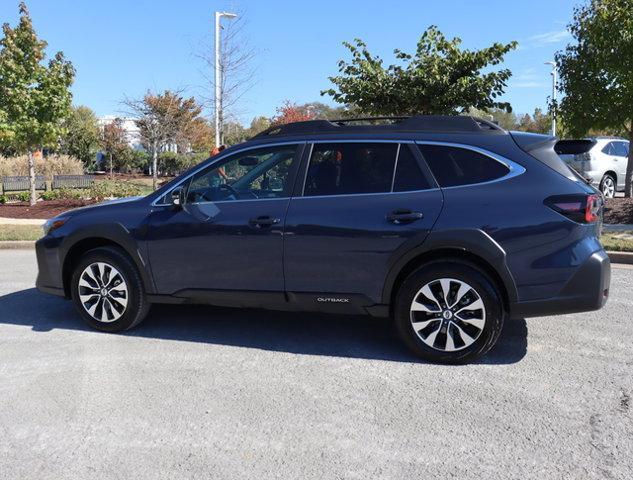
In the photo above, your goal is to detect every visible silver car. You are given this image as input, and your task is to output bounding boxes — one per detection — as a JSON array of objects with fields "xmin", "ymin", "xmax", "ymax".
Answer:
[{"xmin": 558, "ymin": 137, "xmax": 630, "ymax": 198}]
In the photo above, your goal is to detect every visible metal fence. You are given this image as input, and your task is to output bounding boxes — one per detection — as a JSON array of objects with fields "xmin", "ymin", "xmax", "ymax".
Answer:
[
  {"xmin": 1, "ymin": 175, "xmax": 46, "ymax": 192},
  {"xmin": 52, "ymin": 175, "xmax": 94, "ymax": 189},
  {"xmin": 0, "ymin": 174, "xmax": 95, "ymax": 193}
]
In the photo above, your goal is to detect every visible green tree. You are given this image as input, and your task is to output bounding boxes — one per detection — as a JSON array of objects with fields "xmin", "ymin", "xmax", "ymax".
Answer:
[
  {"xmin": 466, "ymin": 107, "xmax": 518, "ymax": 130},
  {"xmin": 322, "ymin": 26, "xmax": 517, "ymax": 116},
  {"xmin": 516, "ymin": 108, "xmax": 551, "ymax": 134},
  {"xmin": 0, "ymin": 2, "xmax": 74, "ymax": 205},
  {"xmin": 295, "ymin": 102, "xmax": 350, "ymax": 120},
  {"xmin": 114, "ymin": 148, "xmax": 148, "ymax": 174},
  {"xmin": 223, "ymin": 120, "xmax": 247, "ymax": 146},
  {"xmin": 247, "ymin": 116, "xmax": 272, "ymax": 137},
  {"xmin": 100, "ymin": 118, "xmax": 127, "ymax": 177},
  {"xmin": 555, "ymin": 0, "xmax": 633, "ymax": 196},
  {"xmin": 60, "ymin": 106, "xmax": 100, "ymax": 168},
  {"xmin": 124, "ymin": 90, "xmax": 203, "ymax": 189}
]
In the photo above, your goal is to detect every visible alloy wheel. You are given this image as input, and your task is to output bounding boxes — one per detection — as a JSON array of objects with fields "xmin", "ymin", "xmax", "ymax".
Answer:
[
  {"xmin": 602, "ymin": 177, "xmax": 615, "ymax": 198},
  {"xmin": 410, "ymin": 278, "xmax": 486, "ymax": 352},
  {"xmin": 78, "ymin": 262, "xmax": 129, "ymax": 323}
]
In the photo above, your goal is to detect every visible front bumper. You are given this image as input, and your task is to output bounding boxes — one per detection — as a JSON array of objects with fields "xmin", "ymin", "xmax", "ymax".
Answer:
[
  {"xmin": 35, "ymin": 236, "xmax": 65, "ymax": 297},
  {"xmin": 510, "ymin": 249, "xmax": 610, "ymax": 318}
]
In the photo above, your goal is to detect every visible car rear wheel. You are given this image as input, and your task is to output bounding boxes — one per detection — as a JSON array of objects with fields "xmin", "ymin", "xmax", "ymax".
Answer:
[
  {"xmin": 394, "ymin": 261, "xmax": 505, "ymax": 364},
  {"xmin": 600, "ymin": 174, "xmax": 616, "ymax": 198},
  {"xmin": 71, "ymin": 247, "xmax": 149, "ymax": 332}
]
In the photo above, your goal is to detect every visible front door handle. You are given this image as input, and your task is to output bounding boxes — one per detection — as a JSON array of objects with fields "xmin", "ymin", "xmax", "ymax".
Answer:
[
  {"xmin": 249, "ymin": 215, "xmax": 281, "ymax": 228},
  {"xmin": 386, "ymin": 209, "xmax": 424, "ymax": 224}
]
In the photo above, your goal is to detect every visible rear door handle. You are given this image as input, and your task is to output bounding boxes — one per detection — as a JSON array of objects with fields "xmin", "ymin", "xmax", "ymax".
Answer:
[
  {"xmin": 386, "ymin": 209, "xmax": 424, "ymax": 224},
  {"xmin": 249, "ymin": 215, "xmax": 281, "ymax": 228}
]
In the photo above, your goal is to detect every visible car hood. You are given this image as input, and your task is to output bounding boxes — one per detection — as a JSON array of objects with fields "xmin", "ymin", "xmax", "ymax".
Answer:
[{"xmin": 58, "ymin": 196, "xmax": 144, "ymax": 218}]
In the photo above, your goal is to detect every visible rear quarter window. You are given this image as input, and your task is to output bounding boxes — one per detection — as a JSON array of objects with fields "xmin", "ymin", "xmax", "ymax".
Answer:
[{"xmin": 417, "ymin": 145, "xmax": 510, "ymax": 188}]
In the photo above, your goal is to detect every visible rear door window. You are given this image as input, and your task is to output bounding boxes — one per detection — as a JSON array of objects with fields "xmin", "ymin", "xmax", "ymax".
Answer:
[
  {"xmin": 304, "ymin": 143, "xmax": 397, "ymax": 196},
  {"xmin": 417, "ymin": 144, "xmax": 510, "ymax": 188},
  {"xmin": 393, "ymin": 144, "xmax": 433, "ymax": 192},
  {"xmin": 614, "ymin": 142, "xmax": 629, "ymax": 157},
  {"xmin": 602, "ymin": 142, "xmax": 615, "ymax": 155}
]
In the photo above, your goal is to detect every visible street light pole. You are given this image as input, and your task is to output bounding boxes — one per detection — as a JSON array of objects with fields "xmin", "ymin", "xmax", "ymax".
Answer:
[
  {"xmin": 545, "ymin": 61, "xmax": 557, "ymax": 137},
  {"xmin": 214, "ymin": 11, "xmax": 237, "ymax": 148}
]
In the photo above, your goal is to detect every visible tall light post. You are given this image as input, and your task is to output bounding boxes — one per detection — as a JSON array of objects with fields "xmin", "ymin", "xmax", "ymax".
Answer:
[
  {"xmin": 545, "ymin": 61, "xmax": 558, "ymax": 137},
  {"xmin": 215, "ymin": 11, "xmax": 237, "ymax": 147}
]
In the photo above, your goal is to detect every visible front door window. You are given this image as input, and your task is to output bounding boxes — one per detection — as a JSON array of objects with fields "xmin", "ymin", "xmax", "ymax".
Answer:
[{"xmin": 186, "ymin": 145, "xmax": 298, "ymax": 203}]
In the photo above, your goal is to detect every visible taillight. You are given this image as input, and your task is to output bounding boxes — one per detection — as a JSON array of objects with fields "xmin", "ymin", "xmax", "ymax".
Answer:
[{"xmin": 545, "ymin": 194, "xmax": 603, "ymax": 223}]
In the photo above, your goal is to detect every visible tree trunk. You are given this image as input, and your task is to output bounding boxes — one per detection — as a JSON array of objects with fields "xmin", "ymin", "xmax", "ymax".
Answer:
[
  {"xmin": 152, "ymin": 141, "xmax": 158, "ymax": 191},
  {"xmin": 109, "ymin": 152, "xmax": 113, "ymax": 179},
  {"xmin": 626, "ymin": 122, "xmax": 633, "ymax": 198},
  {"xmin": 28, "ymin": 150, "xmax": 36, "ymax": 206}
]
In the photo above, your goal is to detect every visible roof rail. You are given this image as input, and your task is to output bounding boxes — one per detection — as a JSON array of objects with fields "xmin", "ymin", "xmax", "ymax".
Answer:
[{"xmin": 252, "ymin": 115, "xmax": 504, "ymax": 138}]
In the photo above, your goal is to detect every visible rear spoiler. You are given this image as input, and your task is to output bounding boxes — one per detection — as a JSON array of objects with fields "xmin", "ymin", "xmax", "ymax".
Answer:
[
  {"xmin": 554, "ymin": 139, "xmax": 596, "ymax": 155},
  {"xmin": 509, "ymin": 131, "xmax": 589, "ymax": 182}
]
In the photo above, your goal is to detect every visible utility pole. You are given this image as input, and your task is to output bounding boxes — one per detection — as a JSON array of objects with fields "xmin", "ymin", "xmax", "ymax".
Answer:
[
  {"xmin": 214, "ymin": 11, "xmax": 237, "ymax": 148},
  {"xmin": 545, "ymin": 61, "xmax": 557, "ymax": 137}
]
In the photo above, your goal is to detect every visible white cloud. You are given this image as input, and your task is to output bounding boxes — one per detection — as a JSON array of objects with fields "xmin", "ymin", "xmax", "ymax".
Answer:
[
  {"xmin": 511, "ymin": 69, "xmax": 548, "ymax": 88},
  {"xmin": 513, "ymin": 81, "xmax": 547, "ymax": 88},
  {"xmin": 527, "ymin": 29, "xmax": 572, "ymax": 46}
]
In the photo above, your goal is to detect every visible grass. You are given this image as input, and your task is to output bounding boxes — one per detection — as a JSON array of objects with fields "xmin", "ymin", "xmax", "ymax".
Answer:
[
  {"xmin": 0, "ymin": 225, "xmax": 43, "ymax": 241},
  {"xmin": 600, "ymin": 232, "xmax": 633, "ymax": 252}
]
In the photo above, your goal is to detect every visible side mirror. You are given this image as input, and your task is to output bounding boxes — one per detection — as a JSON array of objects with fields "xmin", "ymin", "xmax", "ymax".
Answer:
[{"xmin": 170, "ymin": 186, "xmax": 185, "ymax": 208}]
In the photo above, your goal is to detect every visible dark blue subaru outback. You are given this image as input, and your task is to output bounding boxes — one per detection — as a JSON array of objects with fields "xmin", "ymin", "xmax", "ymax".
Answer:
[{"xmin": 35, "ymin": 116, "xmax": 610, "ymax": 363}]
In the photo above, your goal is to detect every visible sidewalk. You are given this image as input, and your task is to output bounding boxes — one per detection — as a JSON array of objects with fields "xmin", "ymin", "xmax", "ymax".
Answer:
[{"xmin": 0, "ymin": 217, "xmax": 45, "ymax": 225}]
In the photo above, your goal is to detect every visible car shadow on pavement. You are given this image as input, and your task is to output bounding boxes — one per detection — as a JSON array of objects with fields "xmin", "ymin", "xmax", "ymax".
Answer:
[{"xmin": 0, "ymin": 288, "xmax": 528, "ymax": 365}]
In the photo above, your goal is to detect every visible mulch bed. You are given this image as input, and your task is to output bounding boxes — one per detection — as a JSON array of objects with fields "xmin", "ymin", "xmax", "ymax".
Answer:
[
  {"xmin": 604, "ymin": 198, "xmax": 633, "ymax": 225},
  {"xmin": 0, "ymin": 199, "xmax": 94, "ymax": 219}
]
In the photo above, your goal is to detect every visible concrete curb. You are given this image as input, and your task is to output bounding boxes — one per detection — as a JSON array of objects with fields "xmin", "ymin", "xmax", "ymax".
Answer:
[
  {"xmin": 603, "ymin": 224, "xmax": 633, "ymax": 232},
  {"xmin": 0, "ymin": 241, "xmax": 632, "ymax": 266},
  {"xmin": 0, "ymin": 241, "xmax": 37, "ymax": 249},
  {"xmin": 606, "ymin": 251, "xmax": 633, "ymax": 265}
]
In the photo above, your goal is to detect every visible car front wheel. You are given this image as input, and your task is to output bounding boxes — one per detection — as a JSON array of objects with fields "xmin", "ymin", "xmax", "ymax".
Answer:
[
  {"xmin": 70, "ymin": 246, "xmax": 149, "ymax": 332},
  {"xmin": 394, "ymin": 261, "xmax": 505, "ymax": 364}
]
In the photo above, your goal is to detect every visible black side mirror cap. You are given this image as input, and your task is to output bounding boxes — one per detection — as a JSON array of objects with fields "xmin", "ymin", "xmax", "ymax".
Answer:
[{"xmin": 170, "ymin": 186, "xmax": 185, "ymax": 209}]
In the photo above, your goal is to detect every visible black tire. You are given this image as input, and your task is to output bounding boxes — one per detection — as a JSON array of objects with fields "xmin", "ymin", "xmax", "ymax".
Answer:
[
  {"xmin": 70, "ymin": 246, "xmax": 150, "ymax": 332},
  {"xmin": 599, "ymin": 174, "xmax": 616, "ymax": 198},
  {"xmin": 394, "ymin": 261, "xmax": 505, "ymax": 364}
]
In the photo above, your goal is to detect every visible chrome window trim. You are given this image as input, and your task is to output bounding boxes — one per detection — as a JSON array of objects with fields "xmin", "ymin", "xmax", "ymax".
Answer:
[
  {"xmin": 390, "ymin": 144, "xmax": 402, "ymax": 192},
  {"xmin": 151, "ymin": 138, "xmax": 527, "ymax": 206},
  {"xmin": 151, "ymin": 141, "xmax": 304, "ymax": 207}
]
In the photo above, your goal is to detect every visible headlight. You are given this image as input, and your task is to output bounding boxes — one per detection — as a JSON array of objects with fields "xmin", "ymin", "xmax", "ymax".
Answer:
[{"xmin": 42, "ymin": 217, "xmax": 68, "ymax": 236}]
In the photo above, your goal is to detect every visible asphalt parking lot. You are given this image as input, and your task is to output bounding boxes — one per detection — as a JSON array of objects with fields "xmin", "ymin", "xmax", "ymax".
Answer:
[{"xmin": 1, "ymin": 250, "xmax": 632, "ymax": 479}]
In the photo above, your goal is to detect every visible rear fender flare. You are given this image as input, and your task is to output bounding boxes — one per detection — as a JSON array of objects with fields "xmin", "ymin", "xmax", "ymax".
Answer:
[{"xmin": 381, "ymin": 228, "xmax": 518, "ymax": 305}]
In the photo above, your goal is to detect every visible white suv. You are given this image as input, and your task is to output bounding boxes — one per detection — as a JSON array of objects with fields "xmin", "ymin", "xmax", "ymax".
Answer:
[{"xmin": 558, "ymin": 137, "xmax": 630, "ymax": 198}]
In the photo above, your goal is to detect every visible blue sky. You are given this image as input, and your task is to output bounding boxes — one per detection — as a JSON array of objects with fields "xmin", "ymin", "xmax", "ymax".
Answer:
[{"xmin": 0, "ymin": 0, "xmax": 579, "ymax": 123}]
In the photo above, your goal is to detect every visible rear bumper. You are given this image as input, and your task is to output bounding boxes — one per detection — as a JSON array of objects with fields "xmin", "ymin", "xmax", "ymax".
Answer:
[{"xmin": 510, "ymin": 249, "xmax": 610, "ymax": 318}]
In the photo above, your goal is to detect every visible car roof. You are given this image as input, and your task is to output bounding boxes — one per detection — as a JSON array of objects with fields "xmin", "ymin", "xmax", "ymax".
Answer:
[{"xmin": 251, "ymin": 115, "xmax": 507, "ymax": 141}]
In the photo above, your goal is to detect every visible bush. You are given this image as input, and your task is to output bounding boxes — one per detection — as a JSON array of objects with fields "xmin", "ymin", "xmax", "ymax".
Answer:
[
  {"xmin": 40, "ymin": 188, "xmax": 83, "ymax": 201},
  {"xmin": 0, "ymin": 154, "xmax": 84, "ymax": 180},
  {"xmin": 88, "ymin": 180, "xmax": 145, "ymax": 201},
  {"xmin": 0, "ymin": 194, "xmax": 6, "ymax": 204},
  {"xmin": 158, "ymin": 151, "xmax": 208, "ymax": 176},
  {"xmin": 14, "ymin": 191, "xmax": 30, "ymax": 202},
  {"xmin": 114, "ymin": 149, "xmax": 149, "ymax": 174}
]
